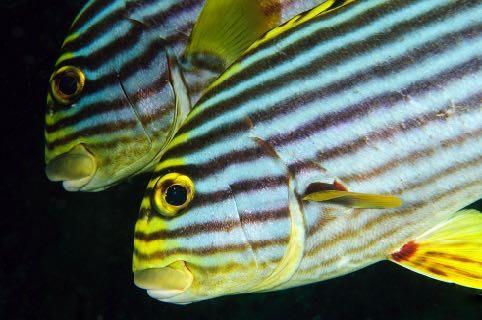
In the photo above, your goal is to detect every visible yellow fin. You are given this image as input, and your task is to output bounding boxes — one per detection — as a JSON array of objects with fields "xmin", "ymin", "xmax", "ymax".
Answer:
[
  {"xmin": 183, "ymin": 0, "xmax": 281, "ymax": 72},
  {"xmin": 303, "ymin": 190, "xmax": 403, "ymax": 209},
  {"xmin": 245, "ymin": 0, "xmax": 357, "ymax": 54},
  {"xmin": 390, "ymin": 209, "xmax": 482, "ymax": 289}
]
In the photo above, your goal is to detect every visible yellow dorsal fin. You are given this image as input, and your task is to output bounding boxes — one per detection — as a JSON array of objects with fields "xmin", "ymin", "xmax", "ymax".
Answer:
[
  {"xmin": 183, "ymin": 0, "xmax": 281, "ymax": 72},
  {"xmin": 208, "ymin": 0, "xmax": 358, "ymax": 90},
  {"xmin": 303, "ymin": 190, "xmax": 403, "ymax": 209},
  {"xmin": 389, "ymin": 209, "xmax": 482, "ymax": 289},
  {"xmin": 245, "ymin": 0, "xmax": 357, "ymax": 54}
]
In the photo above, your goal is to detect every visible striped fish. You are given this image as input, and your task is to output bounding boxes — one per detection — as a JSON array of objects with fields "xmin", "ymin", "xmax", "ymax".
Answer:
[
  {"xmin": 133, "ymin": 0, "xmax": 482, "ymax": 303},
  {"xmin": 44, "ymin": 0, "xmax": 329, "ymax": 191}
]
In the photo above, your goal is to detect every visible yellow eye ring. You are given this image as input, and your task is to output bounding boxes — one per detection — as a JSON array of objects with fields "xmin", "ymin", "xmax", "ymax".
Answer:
[
  {"xmin": 50, "ymin": 66, "xmax": 85, "ymax": 105},
  {"xmin": 152, "ymin": 173, "xmax": 195, "ymax": 217}
]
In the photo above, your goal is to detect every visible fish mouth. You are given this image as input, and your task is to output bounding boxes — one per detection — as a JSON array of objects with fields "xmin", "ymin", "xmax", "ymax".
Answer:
[
  {"xmin": 45, "ymin": 144, "xmax": 97, "ymax": 191},
  {"xmin": 134, "ymin": 261, "xmax": 193, "ymax": 300}
]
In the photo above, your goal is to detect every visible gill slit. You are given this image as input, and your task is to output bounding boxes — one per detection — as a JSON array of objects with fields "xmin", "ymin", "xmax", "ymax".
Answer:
[
  {"xmin": 117, "ymin": 73, "xmax": 152, "ymax": 146},
  {"xmin": 245, "ymin": 136, "xmax": 307, "ymax": 292}
]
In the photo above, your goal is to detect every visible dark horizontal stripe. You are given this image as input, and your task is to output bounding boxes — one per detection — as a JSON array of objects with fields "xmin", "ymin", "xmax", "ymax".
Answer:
[
  {"xmin": 46, "ymin": 119, "xmax": 139, "ymax": 150},
  {"xmin": 133, "ymin": 238, "xmax": 289, "ymax": 261},
  {"xmin": 153, "ymin": 148, "xmax": 280, "ymax": 194},
  {"xmin": 161, "ymin": 60, "xmax": 480, "ymax": 183},
  {"xmin": 186, "ymin": 0, "xmax": 453, "ymax": 126},
  {"xmin": 50, "ymin": 25, "xmax": 195, "ymax": 126},
  {"xmin": 135, "ymin": 206, "xmax": 290, "ymax": 242},
  {"xmin": 76, "ymin": 133, "xmax": 158, "ymax": 155},
  {"xmin": 391, "ymin": 155, "xmax": 482, "ymax": 197},
  {"xmin": 310, "ymin": 97, "xmax": 481, "ymax": 168},
  {"xmin": 238, "ymin": 206, "xmax": 290, "ymax": 224},
  {"xmin": 61, "ymin": 3, "xmax": 197, "ymax": 76},
  {"xmin": 66, "ymin": 0, "xmax": 198, "ymax": 52},
  {"xmin": 306, "ymin": 207, "xmax": 338, "ymax": 237},
  {"xmin": 302, "ymin": 192, "xmax": 474, "ymax": 274},
  {"xmin": 181, "ymin": 188, "xmax": 234, "ymax": 212},
  {"xmin": 340, "ymin": 127, "xmax": 482, "ymax": 183},
  {"xmin": 47, "ymin": 75, "xmax": 174, "ymax": 135},
  {"xmin": 45, "ymin": 84, "xmax": 129, "ymax": 132},
  {"xmin": 343, "ymin": 184, "xmax": 480, "ymax": 266},
  {"xmin": 135, "ymin": 219, "xmax": 239, "ymax": 241},
  {"xmin": 137, "ymin": 0, "xmax": 202, "ymax": 26},
  {"xmin": 230, "ymin": 175, "xmax": 288, "ymax": 195},
  {"xmin": 307, "ymin": 177, "xmax": 481, "ymax": 258},
  {"xmin": 62, "ymin": 25, "xmax": 162, "ymax": 73},
  {"xmin": 169, "ymin": 17, "xmax": 480, "ymax": 158},
  {"xmin": 64, "ymin": 6, "xmax": 125, "ymax": 52},
  {"xmin": 305, "ymin": 148, "xmax": 482, "ymax": 241},
  {"xmin": 54, "ymin": 20, "xmax": 193, "ymax": 116},
  {"xmin": 196, "ymin": 0, "xmax": 394, "ymax": 104},
  {"xmin": 144, "ymin": 173, "xmax": 290, "ymax": 217}
]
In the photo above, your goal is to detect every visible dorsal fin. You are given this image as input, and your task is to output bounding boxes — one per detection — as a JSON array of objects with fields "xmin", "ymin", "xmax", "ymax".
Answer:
[
  {"xmin": 182, "ymin": 0, "xmax": 282, "ymax": 72},
  {"xmin": 245, "ymin": 0, "xmax": 357, "ymax": 54}
]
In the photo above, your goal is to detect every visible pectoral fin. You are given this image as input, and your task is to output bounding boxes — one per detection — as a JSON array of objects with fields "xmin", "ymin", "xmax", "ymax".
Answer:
[
  {"xmin": 389, "ymin": 209, "xmax": 482, "ymax": 289},
  {"xmin": 183, "ymin": 0, "xmax": 281, "ymax": 72},
  {"xmin": 303, "ymin": 190, "xmax": 403, "ymax": 209}
]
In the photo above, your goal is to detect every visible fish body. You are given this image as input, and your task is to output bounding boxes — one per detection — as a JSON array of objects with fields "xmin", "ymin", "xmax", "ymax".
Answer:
[
  {"xmin": 133, "ymin": 0, "xmax": 482, "ymax": 303},
  {"xmin": 44, "ymin": 0, "xmax": 328, "ymax": 191}
]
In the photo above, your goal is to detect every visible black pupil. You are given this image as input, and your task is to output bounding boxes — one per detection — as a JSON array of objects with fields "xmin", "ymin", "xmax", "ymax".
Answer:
[
  {"xmin": 165, "ymin": 185, "xmax": 188, "ymax": 207},
  {"xmin": 57, "ymin": 74, "xmax": 78, "ymax": 96}
]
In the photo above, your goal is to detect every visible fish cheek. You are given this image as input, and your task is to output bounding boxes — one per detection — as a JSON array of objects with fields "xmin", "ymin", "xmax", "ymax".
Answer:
[
  {"xmin": 182, "ymin": 185, "xmax": 262, "ymax": 299},
  {"xmin": 81, "ymin": 81, "xmax": 152, "ymax": 189},
  {"xmin": 116, "ymin": 24, "xmax": 179, "ymax": 154}
]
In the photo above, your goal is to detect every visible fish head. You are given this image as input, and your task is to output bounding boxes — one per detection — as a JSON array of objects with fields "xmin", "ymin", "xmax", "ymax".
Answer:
[
  {"xmin": 132, "ymin": 141, "xmax": 292, "ymax": 303},
  {"xmin": 44, "ymin": 1, "xmax": 189, "ymax": 191},
  {"xmin": 132, "ymin": 119, "xmax": 299, "ymax": 304}
]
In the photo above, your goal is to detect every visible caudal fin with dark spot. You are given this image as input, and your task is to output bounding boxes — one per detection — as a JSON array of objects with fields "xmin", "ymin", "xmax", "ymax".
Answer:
[{"xmin": 389, "ymin": 209, "xmax": 482, "ymax": 289}]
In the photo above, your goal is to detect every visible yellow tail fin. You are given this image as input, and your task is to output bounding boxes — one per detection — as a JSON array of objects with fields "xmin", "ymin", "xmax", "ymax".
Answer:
[{"xmin": 389, "ymin": 209, "xmax": 482, "ymax": 289}]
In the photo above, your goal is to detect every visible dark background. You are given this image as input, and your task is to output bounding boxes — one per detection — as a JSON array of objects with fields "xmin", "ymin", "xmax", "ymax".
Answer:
[{"xmin": 1, "ymin": 1, "xmax": 480, "ymax": 319}]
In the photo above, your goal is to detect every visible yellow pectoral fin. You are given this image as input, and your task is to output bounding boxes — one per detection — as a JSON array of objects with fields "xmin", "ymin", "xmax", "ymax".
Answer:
[
  {"xmin": 389, "ymin": 209, "xmax": 482, "ymax": 289},
  {"xmin": 303, "ymin": 190, "xmax": 403, "ymax": 209},
  {"xmin": 183, "ymin": 0, "xmax": 280, "ymax": 72}
]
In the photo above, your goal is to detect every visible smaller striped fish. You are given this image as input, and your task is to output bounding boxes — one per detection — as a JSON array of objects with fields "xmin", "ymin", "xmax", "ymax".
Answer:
[
  {"xmin": 44, "ymin": 0, "xmax": 331, "ymax": 191},
  {"xmin": 132, "ymin": 0, "xmax": 482, "ymax": 304}
]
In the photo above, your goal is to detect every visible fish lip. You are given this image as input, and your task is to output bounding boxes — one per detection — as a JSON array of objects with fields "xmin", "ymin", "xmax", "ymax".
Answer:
[
  {"xmin": 134, "ymin": 261, "xmax": 193, "ymax": 300},
  {"xmin": 45, "ymin": 144, "xmax": 97, "ymax": 191}
]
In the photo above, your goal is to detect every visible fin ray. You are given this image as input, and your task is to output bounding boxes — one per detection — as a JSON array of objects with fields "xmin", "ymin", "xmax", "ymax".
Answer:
[
  {"xmin": 183, "ymin": 0, "xmax": 281, "ymax": 72},
  {"xmin": 390, "ymin": 209, "xmax": 482, "ymax": 289}
]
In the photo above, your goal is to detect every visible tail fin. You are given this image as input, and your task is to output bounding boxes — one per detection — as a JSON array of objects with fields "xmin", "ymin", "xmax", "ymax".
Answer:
[{"xmin": 389, "ymin": 209, "xmax": 482, "ymax": 289}]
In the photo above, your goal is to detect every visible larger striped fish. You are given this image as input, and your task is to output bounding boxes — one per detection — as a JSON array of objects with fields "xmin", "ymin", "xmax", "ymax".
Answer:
[
  {"xmin": 132, "ymin": 0, "xmax": 482, "ymax": 303},
  {"xmin": 44, "ymin": 0, "xmax": 329, "ymax": 191}
]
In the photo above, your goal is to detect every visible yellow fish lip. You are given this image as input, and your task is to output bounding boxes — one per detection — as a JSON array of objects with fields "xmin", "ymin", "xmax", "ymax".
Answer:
[
  {"xmin": 134, "ymin": 261, "xmax": 193, "ymax": 300},
  {"xmin": 45, "ymin": 144, "xmax": 96, "ymax": 191}
]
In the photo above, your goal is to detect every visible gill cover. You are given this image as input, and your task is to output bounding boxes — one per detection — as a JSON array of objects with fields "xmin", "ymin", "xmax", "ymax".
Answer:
[{"xmin": 116, "ymin": 21, "xmax": 191, "ymax": 172}]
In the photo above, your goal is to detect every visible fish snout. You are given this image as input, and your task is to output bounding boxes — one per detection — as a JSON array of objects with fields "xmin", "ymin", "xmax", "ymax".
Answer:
[
  {"xmin": 134, "ymin": 261, "xmax": 193, "ymax": 300},
  {"xmin": 45, "ymin": 144, "xmax": 96, "ymax": 191}
]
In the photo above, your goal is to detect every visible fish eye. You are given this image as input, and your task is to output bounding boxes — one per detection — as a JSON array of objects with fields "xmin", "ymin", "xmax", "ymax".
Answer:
[
  {"xmin": 152, "ymin": 173, "xmax": 195, "ymax": 217},
  {"xmin": 50, "ymin": 66, "xmax": 85, "ymax": 105}
]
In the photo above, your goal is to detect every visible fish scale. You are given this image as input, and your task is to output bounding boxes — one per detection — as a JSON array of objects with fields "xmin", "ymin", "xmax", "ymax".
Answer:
[{"xmin": 134, "ymin": 0, "xmax": 482, "ymax": 303}]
